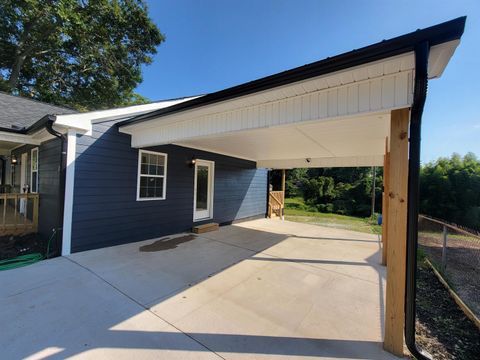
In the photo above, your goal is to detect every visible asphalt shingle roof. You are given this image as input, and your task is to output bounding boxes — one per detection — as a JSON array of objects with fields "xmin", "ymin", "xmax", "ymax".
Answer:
[{"xmin": 0, "ymin": 92, "xmax": 76, "ymax": 131}]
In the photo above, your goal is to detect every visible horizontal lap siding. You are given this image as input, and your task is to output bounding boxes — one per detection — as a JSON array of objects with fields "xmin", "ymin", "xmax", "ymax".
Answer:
[
  {"xmin": 71, "ymin": 121, "xmax": 267, "ymax": 252},
  {"xmin": 38, "ymin": 138, "xmax": 62, "ymax": 241},
  {"xmin": 11, "ymin": 140, "xmax": 61, "ymax": 242}
]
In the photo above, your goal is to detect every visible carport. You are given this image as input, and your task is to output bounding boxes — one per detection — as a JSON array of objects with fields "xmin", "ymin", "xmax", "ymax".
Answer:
[
  {"xmin": 2, "ymin": 219, "xmax": 396, "ymax": 359},
  {"xmin": 119, "ymin": 18, "xmax": 466, "ymax": 357}
]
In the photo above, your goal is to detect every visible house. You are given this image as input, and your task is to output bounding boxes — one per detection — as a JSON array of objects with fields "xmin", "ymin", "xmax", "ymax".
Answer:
[
  {"xmin": 0, "ymin": 92, "xmax": 76, "ymax": 240},
  {"xmin": 0, "ymin": 17, "xmax": 465, "ymax": 356}
]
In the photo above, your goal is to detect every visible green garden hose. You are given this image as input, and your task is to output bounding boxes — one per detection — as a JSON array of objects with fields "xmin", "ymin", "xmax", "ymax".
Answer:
[
  {"xmin": 0, "ymin": 253, "xmax": 44, "ymax": 271},
  {"xmin": 0, "ymin": 229, "xmax": 57, "ymax": 271}
]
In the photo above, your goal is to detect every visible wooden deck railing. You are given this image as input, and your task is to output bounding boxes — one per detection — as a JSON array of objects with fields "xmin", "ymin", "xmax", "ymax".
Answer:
[
  {"xmin": 0, "ymin": 193, "xmax": 39, "ymax": 235},
  {"xmin": 268, "ymin": 191, "xmax": 284, "ymax": 218}
]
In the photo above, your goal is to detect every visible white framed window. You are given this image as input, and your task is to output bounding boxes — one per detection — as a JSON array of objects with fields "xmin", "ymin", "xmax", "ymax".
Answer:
[
  {"xmin": 136, "ymin": 149, "xmax": 167, "ymax": 201},
  {"xmin": 30, "ymin": 147, "xmax": 39, "ymax": 193}
]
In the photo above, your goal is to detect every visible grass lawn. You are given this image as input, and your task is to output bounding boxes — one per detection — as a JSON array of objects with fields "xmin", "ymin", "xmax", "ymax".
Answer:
[{"xmin": 284, "ymin": 197, "xmax": 381, "ymax": 235}]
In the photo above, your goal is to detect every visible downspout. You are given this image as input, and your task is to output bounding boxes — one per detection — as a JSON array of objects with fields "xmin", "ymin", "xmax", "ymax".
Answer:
[
  {"xmin": 45, "ymin": 119, "xmax": 67, "ymax": 256},
  {"xmin": 405, "ymin": 42, "xmax": 430, "ymax": 360}
]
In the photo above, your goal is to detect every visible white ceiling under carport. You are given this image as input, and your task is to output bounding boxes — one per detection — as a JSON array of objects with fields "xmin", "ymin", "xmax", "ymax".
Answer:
[{"xmin": 176, "ymin": 112, "xmax": 390, "ymax": 168}]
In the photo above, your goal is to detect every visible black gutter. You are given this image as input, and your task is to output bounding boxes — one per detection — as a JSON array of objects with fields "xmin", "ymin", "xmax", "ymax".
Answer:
[
  {"xmin": 119, "ymin": 16, "xmax": 466, "ymax": 128},
  {"xmin": 45, "ymin": 120, "xmax": 67, "ymax": 256},
  {"xmin": 27, "ymin": 114, "xmax": 55, "ymax": 134},
  {"xmin": 0, "ymin": 126, "xmax": 27, "ymax": 134},
  {"xmin": 0, "ymin": 114, "xmax": 53, "ymax": 135},
  {"xmin": 404, "ymin": 41, "xmax": 431, "ymax": 360},
  {"xmin": 405, "ymin": 14, "xmax": 464, "ymax": 356}
]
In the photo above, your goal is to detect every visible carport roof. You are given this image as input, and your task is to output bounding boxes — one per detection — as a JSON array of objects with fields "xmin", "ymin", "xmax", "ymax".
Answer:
[
  {"xmin": 118, "ymin": 17, "xmax": 465, "ymax": 169},
  {"xmin": 119, "ymin": 16, "xmax": 465, "ymax": 128}
]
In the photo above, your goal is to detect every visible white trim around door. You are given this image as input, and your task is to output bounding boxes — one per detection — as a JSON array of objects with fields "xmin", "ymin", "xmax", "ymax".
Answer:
[{"xmin": 193, "ymin": 159, "xmax": 214, "ymax": 222}]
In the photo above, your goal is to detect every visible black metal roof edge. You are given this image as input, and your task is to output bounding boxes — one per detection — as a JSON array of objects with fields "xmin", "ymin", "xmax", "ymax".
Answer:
[
  {"xmin": 118, "ymin": 16, "xmax": 466, "ymax": 128},
  {"xmin": 0, "ymin": 114, "xmax": 55, "ymax": 135},
  {"xmin": 0, "ymin": 126, "xmax": 27, "ymax": 134}
]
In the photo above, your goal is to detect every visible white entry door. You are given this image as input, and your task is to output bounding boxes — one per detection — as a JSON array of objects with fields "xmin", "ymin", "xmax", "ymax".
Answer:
[{"xmin": 193, "ymin": 160, "xmax": 214, "ymax": 221}]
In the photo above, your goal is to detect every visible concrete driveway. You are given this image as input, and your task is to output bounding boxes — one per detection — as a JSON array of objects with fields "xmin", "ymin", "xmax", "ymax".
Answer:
[{"xmin": 0, "ymin": 219, "xmax": 397, "ymax": 359}]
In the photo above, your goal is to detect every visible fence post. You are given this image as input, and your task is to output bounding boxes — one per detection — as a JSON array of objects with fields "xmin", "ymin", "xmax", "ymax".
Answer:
[{"xmin": 441, "ymin": 225, "xmax": 448, "ymax": 270}]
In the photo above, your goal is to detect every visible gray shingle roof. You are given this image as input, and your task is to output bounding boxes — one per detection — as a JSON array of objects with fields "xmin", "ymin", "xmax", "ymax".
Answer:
[{"xmin": 0, "ymin": 92, "xmax": 76, "ymax": 131}]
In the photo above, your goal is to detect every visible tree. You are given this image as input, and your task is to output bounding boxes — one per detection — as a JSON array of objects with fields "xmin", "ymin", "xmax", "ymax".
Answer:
[
  {"xmin": 420, "ymin": 153, "xmax": 480, "ymax": 229},
  {"xmin": 0, "ymin": 0, "xmax": 164, "ymax": 110}
]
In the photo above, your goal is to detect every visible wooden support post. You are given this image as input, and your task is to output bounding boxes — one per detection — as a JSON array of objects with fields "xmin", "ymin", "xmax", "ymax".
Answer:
[
  {"xmin": 33, "ymin": 194, "xmax": 39, "ymax": 232},
  {"xmin": 281, "ymin": 169, "xmax": 286, "ymax": 220},
  {"xmin": 384, "ymin": 108, "xmax": 410, "ymax": 356},
  {"xmin": 382, "ymin": 137, "xmax": 390, "ymax": 266}
]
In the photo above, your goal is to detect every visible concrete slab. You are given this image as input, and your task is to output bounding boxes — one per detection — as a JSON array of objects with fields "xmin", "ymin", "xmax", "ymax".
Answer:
[
  {"xmin": 0, "ymin": 219, "xmax": 398, "ymax": 359},
  {"xmin": 0, "ymin": 257, "xmax": 219, "ymax": 360},
  {"xmin": 70, "ymin": 232, "xmax": 270, "ymax": 306}
]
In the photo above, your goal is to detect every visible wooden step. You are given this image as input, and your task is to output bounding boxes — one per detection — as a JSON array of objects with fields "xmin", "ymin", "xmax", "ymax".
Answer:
[{"xmin": 192, "ymin": 222, "xmax": 219, "ymax": 234}]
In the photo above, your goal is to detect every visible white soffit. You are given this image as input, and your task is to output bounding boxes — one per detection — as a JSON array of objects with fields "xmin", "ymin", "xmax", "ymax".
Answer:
[
  {"xmin": 428, "ymin": 40, "xmax": 460, "ymax": 79},
  {"xmin": 176, "ymin": 112, "xmax": 390, "ymax": 168}
]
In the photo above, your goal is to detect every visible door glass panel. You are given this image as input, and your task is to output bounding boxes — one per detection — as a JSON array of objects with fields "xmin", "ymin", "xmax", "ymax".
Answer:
[{"xmin": 196, "ymin": 165, "xmax": 209, "ymax": 211}]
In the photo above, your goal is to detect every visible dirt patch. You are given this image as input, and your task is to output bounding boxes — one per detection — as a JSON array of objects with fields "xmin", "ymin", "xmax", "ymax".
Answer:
[
  {"xmin": 139, "ymin": 235, "xmax": 197, "ymax": 252},
  {"xmin": 419, "ymin": 232, "xmax": 480, "ymax": 318},
  {"xmin": 414, "ymin": 261, "xmax": 480, "ymax": 360},
  {"xmin": 0, "ymin": 233, "xmax": 43, "ymax": 260}
]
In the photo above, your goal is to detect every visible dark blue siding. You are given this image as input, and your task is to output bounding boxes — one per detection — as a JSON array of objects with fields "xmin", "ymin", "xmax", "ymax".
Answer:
[
  {"xmin": 71, "ymin": 121, "xmax": 267, "ymax": 252},
  {"xmin": 11, "ymin": 139, "xmax": 62, "ymax": 242},
  {"xmin": 38, "ymin": 138, "xmax": 62, "ymax": 242}
]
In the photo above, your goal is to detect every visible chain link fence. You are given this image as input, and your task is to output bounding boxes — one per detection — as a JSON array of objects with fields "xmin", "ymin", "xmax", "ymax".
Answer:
[{"xmin": 418, "ymin": 215, "xmax": 480, "ymax": 318}]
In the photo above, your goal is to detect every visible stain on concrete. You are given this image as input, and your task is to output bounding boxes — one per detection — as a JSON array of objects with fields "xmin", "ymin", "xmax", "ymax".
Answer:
[{"xmin": 139, "ymin": 235, "xmax": 197, "ymax": 252}]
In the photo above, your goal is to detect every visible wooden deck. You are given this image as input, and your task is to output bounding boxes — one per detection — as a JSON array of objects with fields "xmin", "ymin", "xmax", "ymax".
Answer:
[{"xmin": 0, "ymin": 194, "xmax": 39, "ymax": 236}]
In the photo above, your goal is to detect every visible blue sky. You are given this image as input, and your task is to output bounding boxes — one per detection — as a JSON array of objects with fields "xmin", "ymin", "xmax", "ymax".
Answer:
[{"xmin": 137, "ymin": 0, "xmax": 479, "ymax": 163}]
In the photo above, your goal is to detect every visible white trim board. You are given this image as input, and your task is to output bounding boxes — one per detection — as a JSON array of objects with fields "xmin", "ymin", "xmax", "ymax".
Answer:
[{"xmin": 61, "ymin": 129, "xmax": 76, "ymax": 256}]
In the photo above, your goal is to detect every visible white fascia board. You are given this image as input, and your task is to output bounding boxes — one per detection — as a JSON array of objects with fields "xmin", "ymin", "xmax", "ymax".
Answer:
[
  {"xmin": 257, "ymin": 155, "xmax": 384, "ymax": 169},
  {"xmin": 54, "ymin": 97, "xmax": 200, "ymax": 136},
  {"xmin": 54, "ymin": 114, "xmax": 92, "ymax": 134},
  {"xmin": 0, "ymin": 131, "xmax": 41, "ymax": 145}
]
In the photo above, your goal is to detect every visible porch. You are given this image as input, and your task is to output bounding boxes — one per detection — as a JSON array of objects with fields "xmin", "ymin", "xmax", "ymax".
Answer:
[
  {"xmin": 0, "ymin": 134, "xmax": 45, "ymax": 236},
  {"xmin": 0, "ymin": 193, "xmax": 39, "ymax": 235},
  {"xmin": 0, "ymin": 219, "xmax": 396, "ymax": 359}
]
